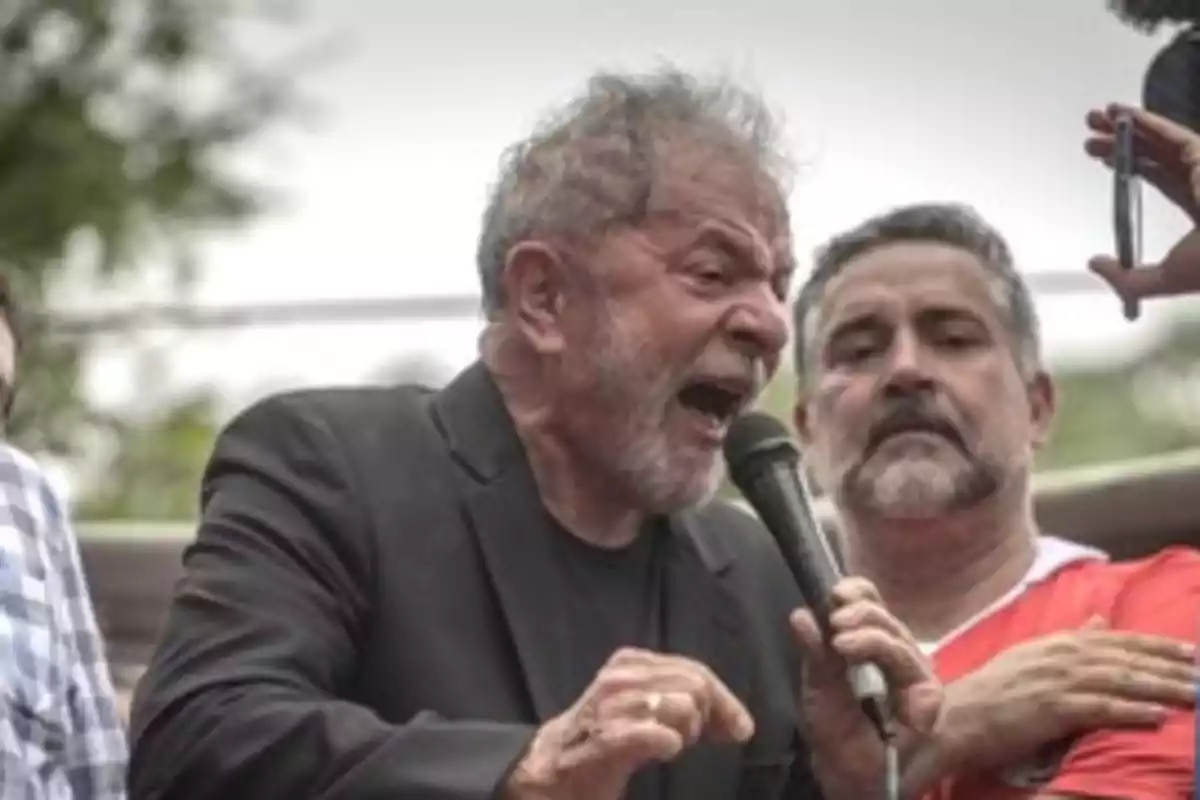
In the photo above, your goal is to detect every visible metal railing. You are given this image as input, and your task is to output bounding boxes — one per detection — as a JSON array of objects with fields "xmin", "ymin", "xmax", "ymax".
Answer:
[
  {"xmin": 77, "ymin": 446, "xmax": 1200, "ymax": 678},
  {"xmin": 41, "ymin": 269, "xmax": 1113, "ymax": 335},
  {"xmin": 77, "ymin": 446, "xmax": 1200, "ymax": 542}
]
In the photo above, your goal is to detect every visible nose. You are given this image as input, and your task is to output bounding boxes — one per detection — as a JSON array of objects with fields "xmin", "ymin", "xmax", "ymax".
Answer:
[
  {"xmin": 882, "ymin": 329, "xmax": 936, "ymax": 398},
  {"xmin": 724, "ymin": 289, "xmax": 789, "ymax": 362}
]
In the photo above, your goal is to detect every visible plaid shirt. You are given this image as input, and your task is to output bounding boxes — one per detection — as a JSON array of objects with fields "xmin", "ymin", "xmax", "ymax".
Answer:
[{"xmin": 0, "ymin": 444, "xmax": 126, "ymax": 798}]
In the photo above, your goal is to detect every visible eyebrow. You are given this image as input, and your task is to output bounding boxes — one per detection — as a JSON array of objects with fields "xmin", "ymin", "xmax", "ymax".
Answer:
[
  {"xmin": 693, "ymin": 221, "xmax": 788, "ymax": 282},
  {"xmin": 919, "ymin": 305, "xmax": 984, "ymax": 324},
  {"xmin": 823, "ymin": 304, "xmax": 986, "ymax": 341},
  {"xmin": 695, "ymin": 226, "xmax": 748, "ymax": 258},
  {"xmin": 823, "ymin": 312, "xmax": 881, "ymax": 343}
]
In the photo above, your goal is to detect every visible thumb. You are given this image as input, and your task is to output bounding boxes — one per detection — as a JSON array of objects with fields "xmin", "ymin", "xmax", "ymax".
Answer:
[
  {"xmin": 898, "ymin": 680, "xmax": 944, "ymax": 735},
  {"xmin": 1088, "ymin": 256, "xmax": 1135, "ymax": 297},
  {"xmin": 1089, "ymin": 255, "xmax": 1166, "ymax": 299},
  {"xmin": 790, "ymin": 609, "xmax": 843, "ymax": 682},
  {"xmin": 790, "ymin": 608, "xmax": 825, "ymax": 655},
  {"xmin": 1082, "ymin": 614, "xmax": 1109, "ymax": 630}
]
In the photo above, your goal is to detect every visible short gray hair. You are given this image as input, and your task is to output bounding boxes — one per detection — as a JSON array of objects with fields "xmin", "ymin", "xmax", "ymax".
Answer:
[
  {"xmin": 792, "ymin": 203, "xmax": 1042, "ymax": 377},
  {"xmin": 476, "ymin": 67, "xmax": 793, "ymax": 317}
]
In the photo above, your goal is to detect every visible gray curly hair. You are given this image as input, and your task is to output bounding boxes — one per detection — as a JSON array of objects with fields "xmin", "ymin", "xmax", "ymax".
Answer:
[
  {"xmin": 792, "ymin": 203, "xmax": 1043, "ymax": 380},
  {"xmin": 475, "ymin": 67, "xmax": 794, "ymax": 318}
]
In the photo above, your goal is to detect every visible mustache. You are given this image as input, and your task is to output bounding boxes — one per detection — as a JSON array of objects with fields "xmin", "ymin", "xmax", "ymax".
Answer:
[{"xmin": 865, "ymin": 400, "xmax": 965, "ymax": 453}]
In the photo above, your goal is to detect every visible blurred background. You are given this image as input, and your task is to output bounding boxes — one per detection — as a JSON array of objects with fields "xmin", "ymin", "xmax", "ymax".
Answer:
[{"xmin": 4, "ymin": 0, "xmax": 1200, "ymax": 709}]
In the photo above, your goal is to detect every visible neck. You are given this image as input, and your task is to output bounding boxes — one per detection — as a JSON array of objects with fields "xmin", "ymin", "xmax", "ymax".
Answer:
[
  {"xmin": 483, "ymin": 330, "xmax": 645, "ymax": 549},
  {"xmin": 839, "ymin": 488, "xmax": 1038, "ymax": 643}
]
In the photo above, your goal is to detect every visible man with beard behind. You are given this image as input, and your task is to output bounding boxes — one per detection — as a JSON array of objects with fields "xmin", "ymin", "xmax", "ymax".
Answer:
[
  {"xmin": 127, "ymin": 68, "xmax": 945, "ymax": 800},
  {"xmin": 791, "ymin": 203, "xmax": 1200, "ymax": 800}
]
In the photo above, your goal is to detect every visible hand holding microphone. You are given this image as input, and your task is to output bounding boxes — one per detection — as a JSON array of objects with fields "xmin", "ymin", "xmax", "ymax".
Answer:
[{"xmin": 724, "ymin": 413, "xmax": 942, "ymax": 797}]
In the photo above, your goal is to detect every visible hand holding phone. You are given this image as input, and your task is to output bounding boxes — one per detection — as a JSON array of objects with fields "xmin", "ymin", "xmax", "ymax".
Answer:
[
  {"xmin": 1112, "ymin": 112, "xmax": 1143, "ymax": 321},
  {"xmin": 1090, "ymin": 105, "xmax": 1200, "ymax": 308}
]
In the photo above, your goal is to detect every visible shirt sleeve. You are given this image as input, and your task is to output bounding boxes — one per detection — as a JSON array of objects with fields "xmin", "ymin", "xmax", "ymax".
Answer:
[
  {"xmin": 0, "ymin": 449, "xmax": 127, "ymax": 799},
  {"xmin": 1043, "ymin": 547, "xmax": 1199, "ymax": 800}
]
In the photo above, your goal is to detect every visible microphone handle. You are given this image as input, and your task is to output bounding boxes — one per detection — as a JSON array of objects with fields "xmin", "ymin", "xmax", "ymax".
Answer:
[{"xmin": 760, "ymin": 462, "xmax": 893, "ymax": 739}]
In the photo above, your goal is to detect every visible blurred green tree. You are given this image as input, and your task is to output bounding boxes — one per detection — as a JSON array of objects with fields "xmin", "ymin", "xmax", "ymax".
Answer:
[
  {"xmin": 75, "ymin": 388, "xmax": 220, "ymax": 520},
  {"xmin": 0, "ymin": 0, "xmax": 304, "ymax": 457},
  {"xmin": 1040, "ymin": 315, "xmax": 1200, "ymax": 470}
]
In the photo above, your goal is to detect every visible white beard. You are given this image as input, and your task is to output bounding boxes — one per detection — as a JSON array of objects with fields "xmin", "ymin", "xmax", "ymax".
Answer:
[
  {"xmin": 867, "ymin": 456, "xmax": 959, "ymax": 519},
  {"xmin": 612, "ymin": 428, "xmax": 724, "ymax": 512}
]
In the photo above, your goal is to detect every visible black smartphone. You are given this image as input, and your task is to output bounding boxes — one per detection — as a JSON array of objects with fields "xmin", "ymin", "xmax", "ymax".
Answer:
[{"xmin": 1113, "ymin": 112, "xmax": 1142, "ymax": 321}]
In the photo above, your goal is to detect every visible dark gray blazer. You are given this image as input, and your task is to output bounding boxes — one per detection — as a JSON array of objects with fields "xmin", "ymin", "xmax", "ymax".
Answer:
[{"xmin": 127, "ymin": 362, "xmax": 823, "ymax": 800}]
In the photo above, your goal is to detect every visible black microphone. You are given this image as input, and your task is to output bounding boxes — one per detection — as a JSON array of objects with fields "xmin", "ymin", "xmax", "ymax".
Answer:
[{"xmin": 723, "ymin": 411, "xmax": 893, "ymax": 741}]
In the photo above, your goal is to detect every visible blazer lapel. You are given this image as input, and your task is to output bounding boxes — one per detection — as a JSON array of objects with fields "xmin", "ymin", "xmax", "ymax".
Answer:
[
  {"xmin": 661, "ymin": 512, "xmax": 748, "ymax": 800},
  {"xmin": 464, "ymin": 469, "xmax": 574, "ymax": 722},
  {"xmin": 432, "ymin": 363, "xmax": 752, "ymax": 795},
  {"xmin": 433, "ymin": 363, "xmax": 573, "ymax": 722}
]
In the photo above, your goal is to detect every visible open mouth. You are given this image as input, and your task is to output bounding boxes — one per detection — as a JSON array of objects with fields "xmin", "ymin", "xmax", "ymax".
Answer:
[{"xmin": 676, "ymin": 378, "xmax": 750, "ymax": 429}]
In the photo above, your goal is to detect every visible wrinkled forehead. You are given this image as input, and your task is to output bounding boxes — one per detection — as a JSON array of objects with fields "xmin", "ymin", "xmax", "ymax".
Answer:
[
  {"xmin": 650, "ymin": 140, "xmax": 793, "ymax": 258},
  {"xmin": 807, "ymin": 241, "xmax": 1009, "ymax": 343}
]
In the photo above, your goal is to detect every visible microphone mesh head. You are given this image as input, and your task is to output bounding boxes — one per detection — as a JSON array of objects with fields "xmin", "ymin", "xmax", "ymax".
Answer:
[{"xmin": 723, "ymin": 412, "xmax": 797, "ymax": 489}]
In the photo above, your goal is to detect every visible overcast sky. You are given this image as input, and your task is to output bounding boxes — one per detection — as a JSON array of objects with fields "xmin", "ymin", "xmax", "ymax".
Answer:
[{"xmin": 58, "ymin": 0, "xmax": 1200, "ymax": 415}]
